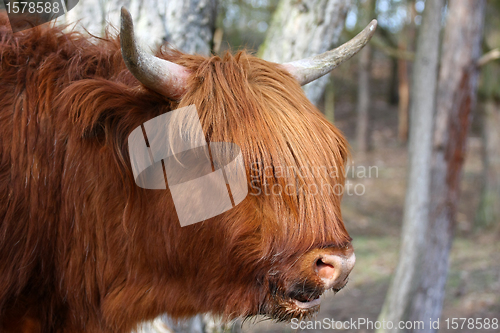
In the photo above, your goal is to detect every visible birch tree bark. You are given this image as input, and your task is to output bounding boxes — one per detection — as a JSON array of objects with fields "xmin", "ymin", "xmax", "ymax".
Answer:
[
  {"xmin": 408, "ymin": 2, "xmax": 486, "ymax": 331},
  {"xmin": 161, "ymin": 0, "xmax": 217, "ymax": 55},
  {"xmin": 258, "ymin": 0, "xmax": 351, "ymax": 105},
  {"xmin": 63, "ymin": 0, "xmax": 164, "ymax": 45},
  {"xmin": 376, "ymin": 1, "xmax": 444, "ymax": 331},
  {"xmin": 62, "ymin": 0, "xmax": 216, "ymax": 56}
]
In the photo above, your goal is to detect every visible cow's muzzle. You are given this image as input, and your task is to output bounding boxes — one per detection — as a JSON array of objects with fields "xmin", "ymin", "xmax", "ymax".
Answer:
[
  {"xmin": 262, "ymin": 244, "xmax": 355, "ymax": 320},
  {"xmin": 289, "ymin": 245, "xmax": 355, "ymax": 310}
]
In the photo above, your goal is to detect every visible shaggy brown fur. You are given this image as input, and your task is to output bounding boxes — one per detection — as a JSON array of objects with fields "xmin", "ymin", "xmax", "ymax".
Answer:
[{"xmin": 0, "ymin": 14, "xmax": 352, "ymax": 333}]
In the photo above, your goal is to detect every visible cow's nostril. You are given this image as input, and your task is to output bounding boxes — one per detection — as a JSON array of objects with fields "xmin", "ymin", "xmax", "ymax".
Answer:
[
  {"xmin": 312, "ymin": 252, "xmax": 355, "ymax": 290},
  {"xmin": 315, "ymin": 258, "xmax": 336, "ymax": 280}
]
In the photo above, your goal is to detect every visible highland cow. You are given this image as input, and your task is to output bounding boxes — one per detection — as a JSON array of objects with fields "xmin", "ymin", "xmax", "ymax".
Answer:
[{"xmin": 0, "ymin": 8, "xmax": 376, "ymax": 333}]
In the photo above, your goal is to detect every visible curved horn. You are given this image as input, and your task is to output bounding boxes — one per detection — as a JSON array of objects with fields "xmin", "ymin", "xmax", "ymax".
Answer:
[
  {"xmin": 120, "ymin": 7, "xmax": 190, "ymax": 98},
  {"xmin": 282, "ymin": 20, "xmax": 378, "ymax": 86}
]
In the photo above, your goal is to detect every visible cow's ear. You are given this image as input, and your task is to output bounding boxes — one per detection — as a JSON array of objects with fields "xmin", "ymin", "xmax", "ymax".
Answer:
[{"xmin": 60, "ymin": 78, "xmax": 166, "ymax": 142}]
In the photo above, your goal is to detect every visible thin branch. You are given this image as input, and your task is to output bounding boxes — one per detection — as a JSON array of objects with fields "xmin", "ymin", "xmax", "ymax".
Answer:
[
  {"xmin": 477, "ymin": 48, "xmax": 500, "ymax": 67},
  {"xmin": 371, "ymin": 36, "xmax": 415, "ymax": 61}
]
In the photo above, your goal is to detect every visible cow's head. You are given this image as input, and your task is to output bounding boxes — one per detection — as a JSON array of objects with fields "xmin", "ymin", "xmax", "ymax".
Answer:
[{"xmin": 118, "ymin": 8, "xmax": 375, "ymax": 322}]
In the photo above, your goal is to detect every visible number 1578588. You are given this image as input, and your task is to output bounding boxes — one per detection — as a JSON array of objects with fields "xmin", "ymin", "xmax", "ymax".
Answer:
[
  {"xmin": 445, "ymin": 318, "xmax": 498, "ymax": 330},
  {"xmin": 6, "ymin": 1, "xmax": 61, "ymax": 14}
]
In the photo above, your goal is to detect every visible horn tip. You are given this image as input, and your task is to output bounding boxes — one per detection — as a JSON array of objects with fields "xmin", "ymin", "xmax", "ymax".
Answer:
[
  {"xmin": 120, "ymin": 7, "xmax": 134, "ymax": 42},
  {"xmin": 121, "ymin": 7, "xmax": 132, "ymax": 25}
]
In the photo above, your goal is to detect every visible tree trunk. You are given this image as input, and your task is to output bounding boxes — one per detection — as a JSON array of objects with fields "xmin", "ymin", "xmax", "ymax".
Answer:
[
  {"xmin": 258, "ymin": 0, "xmax": 351, "ymax": 105},
  {"xmin": 397, "ymin": 50, "xmax": 409, "ymax": 143},
  {"xmin": 408, "ymin": 1, "xmax": 486, "ymax": 331},
  {"xmin": 162, "ymin": 0, "xmax": 217, "ymax": 56},
  {"xmin": 397, "ymin": 0, "xmax": 416, "ymax": 143},
  {"xmin": 63, "ymin": 0, "xmax": 165, "ymax": 44},
  {"xmin": 324, "ymin": 77, "xmax": 335, "ymax": 123},
  {"xmin": 355, "ymin": 0, "xmax": 375, "ymax": 155},
  {"xmin": 62, "ymin": 0, "xmax": 110, "ymax": 37},
  {"xmin": 63, "ymin": 0, "xmax": 216, "ymax": 56},
  {"xmin": 476, "ymin": 99, "xmax": 500, "ymax": 228},
  {"xmin": 356, "ymin": 44, "xmax": 370, "ymax": 154},
  {"xmin": 376, "ymin": 0, "xmax": 444, "ymax": 331}
]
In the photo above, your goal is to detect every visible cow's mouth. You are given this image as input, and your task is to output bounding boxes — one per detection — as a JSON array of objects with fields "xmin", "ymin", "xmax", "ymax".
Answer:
[
  {"xmin": 260, "ymin": 290, "xmax": 324, "ymax": 321},
  {"xmin": 287, "ymin": 282, "xmax": 347, "ymax": 310},
  {"xmin": 292, "ymin": 294, "xmax": 321, "ymax": 309},
  {"xmin": 260, "ymin": 279, "xmax": 348, "ymax": 321}
]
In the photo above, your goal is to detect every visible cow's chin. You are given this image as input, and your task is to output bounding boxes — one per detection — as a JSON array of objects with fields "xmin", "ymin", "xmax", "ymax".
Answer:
[
  {"xmin": 255, "ymin": 280, "xmax": 348, "ymax": 322},
  {"xmin": 257, "ymin": 294, "xmax": 321, "ymax": 322}
]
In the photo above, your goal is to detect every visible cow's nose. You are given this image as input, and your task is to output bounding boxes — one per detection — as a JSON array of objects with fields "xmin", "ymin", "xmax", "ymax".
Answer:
[{"xmin": 314, "ymin": 252, "xmax": 355, "ymax": 290}]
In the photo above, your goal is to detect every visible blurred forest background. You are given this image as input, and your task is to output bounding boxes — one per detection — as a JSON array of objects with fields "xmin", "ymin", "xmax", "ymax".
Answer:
[{"xmin": 1, "ymin": 0, "xmax": 499, "ymax": 332}]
